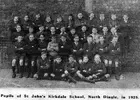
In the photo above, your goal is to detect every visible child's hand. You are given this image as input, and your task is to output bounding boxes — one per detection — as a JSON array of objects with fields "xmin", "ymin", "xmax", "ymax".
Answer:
[
  {"xmin": 61, "ymin": 74, "xmax": 65, "ymax": 77},
  {"xmin": 92, "ymin": 74, "xmax": 97, "ymax": 78},
  {"xmin": 44, "ymin": 73, "xmax": 48, "ymax": 77},
  {"xmin": 50, "ymin": 73, "xmax": 55, "ymax": 77},
  {"xmin": 98, "ymin": 70, "xmax": 103, "ymax": 72},
  {"xmin": 64, "ymin": 70, "xmax": 68, "ymax": 75}
]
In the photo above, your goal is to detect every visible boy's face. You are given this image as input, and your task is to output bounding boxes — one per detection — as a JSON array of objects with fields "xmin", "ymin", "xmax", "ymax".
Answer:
[
  {"xmin": 89, "ymin": 13, "xmax": 94, "ymax": 19},
  {"xmin": 92, "ymin": 28, "xmax": 97, "ymax": 33},
  {"xmin": 78, "ymin": 59, "xmax": 83, "ymax": 64},
  {"xmin": 39, "ymin": 35, "xmax": 45, "ymax": 41},
  {"xmin": 56, "ymin": 58, "xmax": 62, "ymax": 63},
  {"xmin": 123, "ymin": 15, "xmax": 128, "ymax": 20},
  {"xmin": 39, "ymin": 26, "xmax": 44, "ymax": 31},
  {"xmin": 81, "ymin": 26, "xmax": 87, "ymax": 32},
  {"xmin": 103, "ymin": 27, "xmax": 108, "ymax": 33},
  {"xmin": 60, "ymin": 27, "xmax": 65, "ymax": 32},
  {"xmin": 46, "ymin": 16, "xmax": 51, "ymax": 22},
  {"xmin": 29, "ymin": 27, "xmax": 33, "ymax": 33},
  {"xmin": 111, "ymin": 27, "xmax": 117, "ymax": 33},
  {"xmin": 61, "ymin": 36, "xmax": 66, "ymax": 42},
  {"xmin": 68, "ymin": 16, "xmax": 72, "ymax": 20},
  {"xmin": 69, "ymin": 57, "xmax": 74, "ymax": 62},
  {"xmin": 83, "ymin": 56, "xmax": 89, "ymax": 63},
  {"xmin": 35, "ymin": 14, "xmax": 40, "ymax": 19},
  {"xmin": 100, "ymin": 37, "xmax": 104, "ymax": 42},
  {"xmin": 50, "ymin": 27, "xmax": 55, "ymax": 33},
  {"xmin": 29, "ymin": 35, "xmax": 34, "ymax": 41},
  {"xmin": 16, "ymin": 26, "xmax": 21, "ymax": 32},
  {"xmin": 94, "ymin": 55, "xmax": 100, "ymax": 63},
  {"xmin": 24, "ymin": 15, "xmax": 29, "ymax": 21},
  {"xmin": 14, "ymin": 16, "xmax": 19, "ymax": 22},
  {"xmin": 77, "ymin": 13, "xmax": 83, "ymax": 19},
  {"xmin": 100, "ymin": 14, "xmax": 105, "ymax": 20},
  {"xmin": 112, "ymin": 37, "xmax": 118, "ymax": 43},
  {"xmin": 70, "ymin": 29, "xmax": 76, "ymax": 34},
  {"xmin": 57, "ymin": 17, "xmax": 62, "ymax": 22},
  {"xmin": 111, "ymin": 14, "xmax": 117, "ymax": 20},
  {"xmin": 74, "ymin": 36, "xmax": 79, "ymax": 42},
  {"xmin": 41, "ymin": 54, "xmax": 47, "ymax": 59},
  {"xmin": 87, "ymin": 37, "xmax": 93, "ymax": 43},
  {"xmin": 17, "ymin": 36, "xmax": 23, "ymax": 42}
]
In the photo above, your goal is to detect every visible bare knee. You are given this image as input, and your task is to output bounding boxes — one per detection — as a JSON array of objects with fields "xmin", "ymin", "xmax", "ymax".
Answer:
[
  {"xmin": 12, "ymin": 59, "xmax": 16, "ymax": 66},
  {"xmin": 19, "ymin": 59, "xmax": 24, "ymax": 66}
]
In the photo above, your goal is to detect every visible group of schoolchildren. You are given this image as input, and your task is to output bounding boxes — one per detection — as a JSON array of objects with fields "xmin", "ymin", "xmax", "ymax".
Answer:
[{"xmin": 9, "ymin": 12, "xmax": 132, "ymax": 83}]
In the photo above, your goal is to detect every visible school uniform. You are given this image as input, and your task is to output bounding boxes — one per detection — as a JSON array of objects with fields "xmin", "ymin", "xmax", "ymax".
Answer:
[
  {"xmin": 78, "ymin": 31, "xmax": 89, "ymax": 44},
  {"xmin": 38, "ymin": 40, "xmax": 48, "ymax": 53},
  {"xmin": 36, "ymin": 57, "xmax": 51, "ymax": 79},
  {"xmin": 71, "ymin": 42, "xmax": 83, "ymax": 60},
  {"xmin": 22, "ymin": 20, "xmax": 33, "ymax": 34}
]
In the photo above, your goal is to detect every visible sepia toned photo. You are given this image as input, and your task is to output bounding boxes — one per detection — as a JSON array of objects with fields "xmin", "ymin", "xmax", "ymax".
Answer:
[{"xmin": 0, "ymin": 0, "xmax": 139, "ymax": 90}]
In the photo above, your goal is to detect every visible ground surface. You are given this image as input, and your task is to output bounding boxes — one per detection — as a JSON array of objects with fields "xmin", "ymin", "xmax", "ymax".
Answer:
[{"xmin": 0, "ymin": 69, "xmax": 140, "ymax": 88}]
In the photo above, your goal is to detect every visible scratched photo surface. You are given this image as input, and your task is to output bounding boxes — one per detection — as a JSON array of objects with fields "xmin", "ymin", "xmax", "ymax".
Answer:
[{"xmin": 0, "ymin": 0, "xmax": 139, "ymax": 88}]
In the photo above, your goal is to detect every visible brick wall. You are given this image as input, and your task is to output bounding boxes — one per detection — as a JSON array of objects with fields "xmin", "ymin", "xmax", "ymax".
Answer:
[{"xmin": 0, "ymin": 0, "xmax": 140, "ymax": 71}]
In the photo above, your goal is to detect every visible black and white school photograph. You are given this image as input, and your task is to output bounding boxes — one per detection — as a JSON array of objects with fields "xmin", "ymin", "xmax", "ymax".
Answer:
[{"xmin": 0, "ymin": 0, "xmax": 139, "ymax": 88}]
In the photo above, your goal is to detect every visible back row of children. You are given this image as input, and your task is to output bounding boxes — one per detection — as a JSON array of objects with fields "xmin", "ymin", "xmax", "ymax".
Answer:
[{"xmin": 9, "ymin": 12, "xmax": 132, "ymax": 83}]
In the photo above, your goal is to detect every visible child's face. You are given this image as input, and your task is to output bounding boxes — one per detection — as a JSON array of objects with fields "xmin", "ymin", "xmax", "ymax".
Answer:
[
  {"xmin": 46, "ymin": 16, "xmax": 51, "ymax": 22},
  {"xmin": 100, "ymin": 37, "xmax": 104, "ymax": 42},
  {"xmin": 77, "ymin": 13, "xmax": 83, "ymax": 19},
  {"xmin": 39, "ymin": 35, "xmax": 45, "ymax": 41},
  {"xmin": 17, "ymin": 36, "xmax": 23, "ymax": 42},
  {"xmin": 87, "ymin": 37, "xmax": 93, "ymax": 43},
  {"xmin": 61, "ymin": 36, "xmax": 66, "ymax": 42},
  {"xmin": 14, "ymin": 16, "xmax": 19, "ymax": 22},
  {"xmin": 51, "ymin": 37, "xmax": 56, "ymax": 42},
  {"xmin": 16, "ymin": 26, "xmax": 21, "ymax": 32},
  {"xmin": 94, "ymin": 55, "xmax": 100, "ymax": 63},
  {"xmin": 83, "ymin": 56, "xmax": 89, "ymax": 63},
  {"xmin": 74, "ymin": 36, "xmax": 79, "ymax": 42},
  {"xmin": 29, "ymin": 35, "xmax": 34, "ymax": 41},
  {"xmin": 103, "ymin": 27, "xmax": 108, "ymax": 33},
  {"xmin": 78, "ymin": 59, "xmax": 83, "ymax": 64},
  {"xmin": 111, "ymin": 14, "xmax": 117, "ymax": 20},
  {"xmin": 112, "ymin": 37, "xmax": 118, "ymax": 44},
  {"xmin": 70, "ymin": 29, "xmax": 76, "ymax": 34},
  {"xmin": 50, "ymin": 27, "xmax": 55, "ymax": 33},
  {"xmin": 57, "ymin": 17, "xmax": 62, "ymax": 22},
  {"xmin": 89, "ymin": 13, "xmax": 94, "ymax": 19},
  {"xmin": 39, "ymin": 26, "xmax": 44, "ymax": 31},
  {"xmin": 41, "ymin": 54, "xmax": 47, "ymax": 59},
  {"xmin": 56, "ymin": 58, "xmax": 62, "ymax": 63},
  {"xmin": 123, "ymin": 15, "xmax": 128, "ymax": 20},
  {"xmin": 100, "ymin": 14, "xmax": 105, "ymax": 20},
  {"xmin": 24, "ymin": 15, "xmax": 29, "ymax": 21},
  {"xmin": 35, "ymin": 14, "xmax": 40, "ymax": 19},
  {"xmin": 81, "ymin": 26, "xmax": 87, "ymax": 32},
  {"xmin": 92, "ymin": 28, "xmax": 97, "ymax": 33},
  {"xmin": 60, "ymin": 27, "xmax": 65, "ymax": 32},
  {"xmin": 29, "ymin": 27, "xmax": 33, "ymax": 33},
  {"xmin": 69, "ymin": 57, "xmax": 74, "ymax": 62},
  {"xmin": 68, "ymin": 16, "xmax": 72, "ymax": 20},
  {"xmin": 111, "ymin": 27, "xmax": 117, "ymax": 33}
]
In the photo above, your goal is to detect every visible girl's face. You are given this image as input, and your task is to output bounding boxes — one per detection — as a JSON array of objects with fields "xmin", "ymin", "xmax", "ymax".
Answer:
[
  {"xmin": 39, "ymin": 26, "xmax": 44, "ymax": 31},
  {"xmin": 56, "ymin": 58, "xmax": 62, "ymax": 63},
  {"xmin": 89, "ymin": 13, "xmax": 94, "ymax": 19},
  {"xmin": 87, "ymin": 37, "xmax": 93, "ymax": 43},
  {"xmin": 69, "ymin": 57, "xmax": 74, "ymax": 62},
  {"xmin": 111, "ymin": 14, "xmax": 117, "ymax": 20},
  {"xmin": 35, "ymin": 14, "xmax": 40, "ymax": 19},
  {"xmin": 123, "ymin": 15, "xmax": 128, "ymax": 20},
  {"xmin": 60, "ymin": 27, "xmax": 65, "ymax": 32},
  {"xmin": 41, "ymin": 54, "xmax": 47, "ymax": 59},
  {"xmin": 17, "ymin": 36, "xmax": 23, "ymax": 42},
  {"xmin": 111, "ymin": 27, "xmax": 117, "ymax": 33},
  {"xmin": 77, "ymin": 13, "xmax": 83, "ymax": 19},
  {"xmin": 57, "ymin": 17, "xmax": 62, "ymax": 22},
  {"xmin": 81, "ymin": 26, "xmax": 87, "ymax": 32},
  {"xmin": 94, "ymin": 55, "xmax": 100, "ymax": 63},
  {"xmin": 100, "ymin": 14, "xmax": 105, "ymax": 20},
  {"xmin": 16, "ymin": 25, "xmax": 21, "ymax": 32}
]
